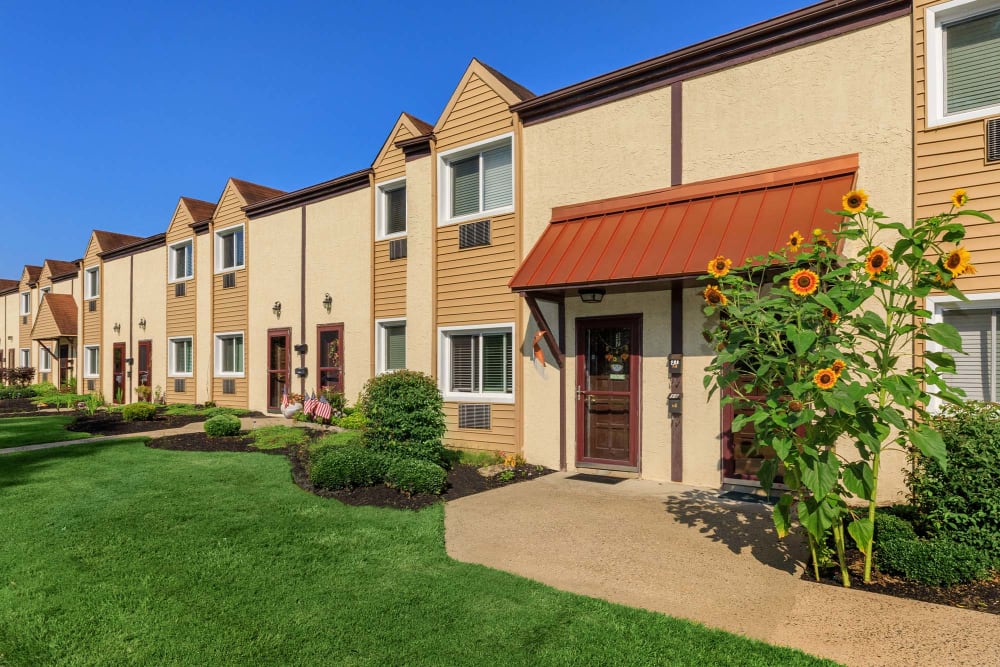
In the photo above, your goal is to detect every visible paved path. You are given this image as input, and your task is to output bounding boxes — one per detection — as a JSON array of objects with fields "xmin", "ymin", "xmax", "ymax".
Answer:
[{"xmin": 445, "ymin": 472, "xmax": 1000, "ymax": 667}]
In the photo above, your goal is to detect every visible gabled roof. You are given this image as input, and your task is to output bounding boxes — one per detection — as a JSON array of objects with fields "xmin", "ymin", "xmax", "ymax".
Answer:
[
  {"xmin": 401, "ymin": 113, "xmax": 433, "ymax": 137},
  {"xmin": 31, "ymin": 293, "xmax": 78, "ymax": 340},
  {"xmin": 43, "ymin": 259, "xmax": 79, "ymax": 281},
  {"xmin": 433, "ymin": 59, "xmax": 534, "ymax": 133},
  {"xmin": 181, "ymin": 197, "xmax": 216, "ymax": 223},
  {"xmin": 230, "ymin": 178, "xmax": 286, "ymax": 206},
  {"xmin": 94, "ymin": 230, "xmax": 144, "ymax": 254},
  {"xmin": 478, "ymin": 60, "xmax": 535, "ymax": 102},
  {"xmin": 0, "ymin": 278, "xmax": 18, "ymax": 294},
  {"xmin": 372, "ymin": 112, "xmax": 435, "ymax": 169},
  {"xmin": 22, "ymin": 265, "xmax": 42, "ymax": 285}
]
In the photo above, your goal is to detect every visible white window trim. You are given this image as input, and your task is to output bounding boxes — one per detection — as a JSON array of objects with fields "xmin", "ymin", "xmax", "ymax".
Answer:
[
  {"xmin": 83, "ymin": 345, "xmax": 100, "ymax": 378},
  {"xmin": 40, "ymin": 286, "xmax": 51, "ymax": 296},
  {"xmin": 19, "ymin": 348, "xmax": 30, "ymax": 368},
  {"xmin": 437, "ymin": 133, "xmax": 515, "ymax": 226},
  {"xmin": 39, "ymin": 347, "xmax": 51, "ymax": 372},
  {"xmin": 375, "ymin": 177, "xmax": 407, "ymax": 241},
  {"xmin": 214, "ymin": 224, "xmax": 246, "ymax": 273},
  {"xmin": 925, "ymin": 292, "xmax": 1000, "ymax": 411},
  {"xmin": 437, "ymin": 322, "xmax": 515, "ymax": 404},
  {"xmin": 168, "ymin": 238, "xmax": 194, "ymax": 283},
  {"xmin": 84, "ymin": 266, "xmax": 100, "ymax": 300},
  {"xmin": 375, "ymin": 318, "xmax": 406, "ymax": 374},
  {"xmin": 19, "ymin": 292, "xmax": 30, "ymax": 315},
  {"xmin": 925, "ymin": 0, "xmax": 1000, "ymax": 127},
  {"xmin": 168, "ymin": 336, "xmax": 194, "ymax": 378},
  {"xmin": 214, "ymin": 331, "xmax": 245, "ymax": 378}
]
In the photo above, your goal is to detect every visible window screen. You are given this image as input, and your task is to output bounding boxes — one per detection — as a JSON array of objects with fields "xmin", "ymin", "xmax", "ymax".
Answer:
[
  {"xmin": 945, "ymin": 10, "xmax": 1000, "ymax": 114},
  {"xmin": 385, "ymin": 186, "xmax": 406, "ymax": 235},
  {"xmin": 385, "ymin": 324, "xmax": 406, "ymax": 371},
  {"xmin": 941, "ymin": 308, "xmax": 997, "ymax": 401}
]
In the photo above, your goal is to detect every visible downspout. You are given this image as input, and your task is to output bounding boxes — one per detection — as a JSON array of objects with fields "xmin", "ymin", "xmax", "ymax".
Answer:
[
  {"xmin": 300, "ymin": 205, "xmax": 307, "ymax": 397},
  {"xmin": 129, "ymin": 256, "xmax": 134, "ymax": 403}
]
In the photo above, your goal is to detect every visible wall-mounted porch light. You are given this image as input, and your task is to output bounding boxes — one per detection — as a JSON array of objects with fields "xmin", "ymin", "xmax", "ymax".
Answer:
[
  {"xmin": 272, "ymin": 301, "xmax": 282, "ymax": 318},
  {"xmin": 323, "ymin": 293, "xmax": 333, "ymax": 313},
  {"xmin": 113, "ymin": 322, "xmax": 121, "ymax": 334},
  {"xmin": 138, "ymin": 317, "xmax": 146, "ymax": 330},
  {"xmin": 579, "ymin": 288, "xmax": 605, "ymax": 304}
]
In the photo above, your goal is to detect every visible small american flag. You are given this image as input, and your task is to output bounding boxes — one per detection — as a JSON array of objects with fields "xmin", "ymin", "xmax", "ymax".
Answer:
[
  {"xmin": 314, "ymin": 395, "xmax": 332, "ymax": 421},
  {"xmin": 303, "ymin": 392, "xmax": 319, "ymax": 417},
  {"xmin": 281, "ymin": 387, "xmax": 289, "ymax": 410}
]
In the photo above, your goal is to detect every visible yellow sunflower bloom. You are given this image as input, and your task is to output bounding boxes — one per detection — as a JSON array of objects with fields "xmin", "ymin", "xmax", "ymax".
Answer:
[
  {"xmin": 789, "ymin": 269, "xmax": 819, "ymax": 297},
  {"xmin": 703, "ymin": 284, "xmax": 728, "ymax": 307},
  {"xmin": 943, "ymin": 247, "xmax": 973, "ymax": 277},
  {"xmin": 707, "ymin": 255, "xmax": 732, "ymax": 278},
  {"xmin": 865, "ymin": 247, "xmax": 891, "ymax": 279},
  {"xmin": 823, "ymin": 307, "xmax": 839, "ymax": 324},
  {"xmin": 951, "ymin": 189, "xmax": 969, "ymax": 209},
  {"xmin": 842, "ymin": 189, "xmax": 869, "ymax": 214},
  {"xmin": 814, "ymin": 368, "xmax": 838, "ymax": 390},
  {"xmin": 832, "ymin": 359, "xmax": 846, "ymax": 374},
  {"xmin": 787, "ymin": 231, "xmax": 805, "ymax": 253}
]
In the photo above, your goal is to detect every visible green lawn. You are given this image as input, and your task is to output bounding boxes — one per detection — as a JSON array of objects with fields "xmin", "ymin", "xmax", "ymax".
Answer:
[
  {"xmin": 0, "ymin": 415, "xmax": 88, "ymax": 449},
  {"xmin": 0, "ymin": 441, "xmax": 837, "ymax": 666}
]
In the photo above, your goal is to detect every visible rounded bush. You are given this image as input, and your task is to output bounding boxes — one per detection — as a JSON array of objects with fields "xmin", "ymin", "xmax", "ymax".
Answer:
[
  {"xmin": 204, "ymin": 414, "xmax": 242, "ymax": 437},
  {"xmin": 874, "ymin": 512, "xmax": 916, "ymax": 543},
  {"xmin": 359, "ymin": 370, "xmax": 446, "ymax": 466},
  {"xmin": 121, "ymin": 402, "xmax": 158, "ymax": 422},
  {"xmin": 309, "ymin": 445, "xmax": 392, "ymax": 490},
  {"xmin": 385, "ymin": 458, "xmax": 447, "ymax": 495},
  {"xmin": 876, "ymin": 537, "xmax": 991, "ymax": 586},
  {"xmin": 337, "ymin": 411, "xmax": 367, "ymax": 430}
]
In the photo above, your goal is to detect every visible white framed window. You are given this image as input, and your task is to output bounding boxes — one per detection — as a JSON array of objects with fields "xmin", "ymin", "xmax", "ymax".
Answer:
[
  {"xmin": 40, "ymin": 286, "xmax": 51, "ymax": 297},
  {"xmin": 214, "ymin": 332, "xmax": 244, "ymax": 377},
  {"xmin": 84, "ymin": 346, "xmax": 100, "ymax": 378},
  {"xmin": 438, "ymin": 134, "xmax": 514, "ymax": 225},
  {"xmin": 926, "ymin": 0, "xmax": 1000, "ymax": 127},
  {"xmin": 169, "ymin": 239, "xmax": 194, "ymax": 282},
  {"xmin": 215, "ymin": 225, "xmax": 245, "ymax": 272},
  {"xmin": 925, "ymin": 293, "xmax": 1000, "ymax": 410},
  {"xmin": 39, "ymin": 347, "xmax": 51, "ymax": 372},
  {"xmin": 376, "ymin": 178, "xmax": 407, "ymax": 240},
  {"xmin": 19, "ymin": 348, "xmax": 30, "ymax": 368},
  {"xmin": 375, "ymin": 319, "xmax": 406, "ymax": 373},
  {"xmin": 168, "ymin": 337, "xmax": 194, "ymax": 377},
  {"xmin": 84, "ymin": 266, "xmax": 100, "ymax": 300},
  {"xmin": 438, "ymin": 323, "xmax": 515, "ymax": 403},
  {"xmin": 19, "ymin": 292, "xmax": 30, "ymax": 315}
]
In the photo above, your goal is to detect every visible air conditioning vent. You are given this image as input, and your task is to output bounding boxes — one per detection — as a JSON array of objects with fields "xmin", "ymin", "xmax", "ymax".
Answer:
[
  {"xmin": 222, "ymin": 273, "xmax": 236, "ymax": 289},
  {"xmin": 175, "ymin": 282, "xmax": 186, "ymax": 297},
  {"xmin": 21, "ymin": 315, "xmax": 27, "ymax": 325},
  {"xmin": 222, "ymin": 379, "xmax": 236, "ymax": 394},
  {"xmin": 88, "ymin": 300, "xmax": 97, "ymax": 312},
  {"xmin": 987, "ymin": 117, "xmax": 1000, "ymax": 164},
  {"xmin": 458, "ymin": 403, "xmax": 491, "ymax": 430},
  {"xmin": 86, "ymin": 379, "xmax": 95, "ymax": 392},
  {"xmin": 173, "ymin": 379, "xmax": 186, "ymax": 393},
  {"xmin": 458, "ymin": 220, "xmax": 491, "ymax": 249},
  {"xmin": 389, "ymin": 238, "xmax": 407, "ymax": 260}
]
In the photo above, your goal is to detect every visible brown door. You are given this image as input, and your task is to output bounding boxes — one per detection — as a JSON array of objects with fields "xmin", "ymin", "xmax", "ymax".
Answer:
[
  {"xmin": 137, "ymin": 340, "xmax": 152, "ymax": 399},
  {"xmin": 317, "ymin": 324, "xmax": 344, "ymax": 394},
  {"xmin": 112, "ymin": 342, "xmax": 126, "ymax": 404},
  {"xmin": 576, "ymin": 315, "xmax": 642, "ymax": 470},
  {"xmin": 58, "ymin": 342, "xmax": 71, "ymax": 389},
  {"xmin": 267, "ymin": 328, "xmax": 291, "ymax": 411}
]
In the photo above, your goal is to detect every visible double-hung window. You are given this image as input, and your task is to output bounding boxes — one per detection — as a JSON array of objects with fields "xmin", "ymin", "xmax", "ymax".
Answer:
[
  {"xmin": 926, "ymin": 0, "xmax": 1000, "ymax": 126},
  {"xmin": 377, "ymin": 179, "xmax": 407, "ymax": 239},
  {"xmin": 169, "ymin": 337, "xmax": 193, "ymax": 376},
  {"xmin": 84, "ymin": 267, "xmax": 100, "ymax": 300},
  {"xmin": 439, "ymin": 324, "xmax": 514, "ymax": 402},
  {"xmin": 439, "ymin": 135, "xmax": 513, "ymax": 223},
  {"xmin": 170, "ymin": 240, "xmax": 194, "ymax": 282},
  {"xmin": 84, "ymin": 346, "xmax": 99, "ymax": 378},
  {"xmin": 39, "ymin": 348, "xmax": 51, "ymax": 372},
  {"xmin": 376, "ymin": 319, "xmax": 406, "ymax": 373},
  {"xmin": 19, "ymin": 349, "xmax": 30, "ymax": 368},
  {"xmin": 215, "ymin": 333, "xmax": 244, "ymax": 376},
  {"xmin": 928, "ymin": 295, "xmax": 1000, "ymax": 408},
  {"xmin": 215, "ymin": 225, "xmax": 245, "ymax": 272},
  {"xmin": 19, "ymin": 292, "xmax": 30, "ymax": 315}
]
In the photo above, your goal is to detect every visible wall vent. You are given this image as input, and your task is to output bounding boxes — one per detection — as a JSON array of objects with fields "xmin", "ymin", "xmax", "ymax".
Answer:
[
  {"xmin": 988, "ymin": 117, "xmax": 1000, "ymax": 164},
  {"xmin": 88, "ymin": 300, "xmax": 97, "ymax": 312},
  {"xmin": 458, "ymin": 220, "xmax": 491, "ymax": 249},
  {"xmin": 86, "ymin": 379, "xmax": 95, "ymax": 392},
  {"xmin": 458, "ymin": 403, "xmax": 491, "ymax": 430},
  {"xmin": 389, "ymin": 238, "xmax": 407, "ymax": 260},
  {"xmin": 222, "ymin": 273, "xmax": 236, "ymax": 289},
  {"xmin": 175, "ymin": 282, "xmax": 186, "ymax": 297},
  {"xmin": 21, "ymin": 315, "xmax": 27, "ymax": 325},
  {"xmin": 173, "ymin": 379, "xmax": 186, "ymax": 393},
  {"xmin": 222, "ymin": 379, "xmax": 236, "ymax": 394}
]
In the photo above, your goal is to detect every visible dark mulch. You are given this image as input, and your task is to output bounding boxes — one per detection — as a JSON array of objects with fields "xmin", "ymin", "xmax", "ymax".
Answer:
[
  {"xmin": 147, "ymin": 431, "xmax": 265, "ymax": 453},
  {"xmin": 807, "ymin": 547, "xmax": 1000, "ymax": 614},
  {"xmin": 0, "ymin": 399, "xmax": 38, "ymax": 415},
  {"xmin": 69, "ymin": 412, "xmax": 206, "ymax": 436}
]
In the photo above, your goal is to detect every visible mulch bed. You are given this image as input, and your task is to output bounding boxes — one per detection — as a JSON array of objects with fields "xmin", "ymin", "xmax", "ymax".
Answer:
[
  {"xmin": 0, "ymin": 399, "xmax": 39, "ymax": 415},
  {"xmin": 69, "ymin": 412, "xmax": 207, "ymax": 436},
  {"xmin": 807, "ymin": 548, "xmax": 1000, "ymax": 614}
]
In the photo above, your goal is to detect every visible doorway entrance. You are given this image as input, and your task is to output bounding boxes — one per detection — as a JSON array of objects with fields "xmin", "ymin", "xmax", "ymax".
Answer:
[
  {"xmin": 137, "ymin": 340, "xmax": 152, "ymax": 400},
  {"xmin": 317, "ymin": 324, "xmax": 344, "ymax": 395},
  {"xmin": 112, "ymin": 342, "xmax": 126, "ymax": 403},
  {"xmin": 575, "ymin": 315, "xmax": 642, "ymax": 470},
  {"xmin": 267, "ymin": 328, "xmax": 291, "ymax": 411}
]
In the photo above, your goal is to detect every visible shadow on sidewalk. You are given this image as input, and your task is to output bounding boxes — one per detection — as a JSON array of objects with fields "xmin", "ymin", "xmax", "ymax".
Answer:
[{"xmin": 662, "ymin": 489, "xmax": 806, "ymax": 575}]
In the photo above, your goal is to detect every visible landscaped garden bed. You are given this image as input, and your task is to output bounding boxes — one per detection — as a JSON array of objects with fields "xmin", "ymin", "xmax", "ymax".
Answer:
[
  {"xmin": 0, "ymin": 398, "xmax": 39, "ymax": 415},
  {"xmin": 70, "ymin": 411, "xmax": 207, "ymax": 435}
]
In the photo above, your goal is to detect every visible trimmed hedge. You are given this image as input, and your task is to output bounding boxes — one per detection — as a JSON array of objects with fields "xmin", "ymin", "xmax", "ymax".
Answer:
[
  {"xmin": 385, "ymin": 458, "xmax": 447, "ymax": 495},
  {"xmin": 309, "ymin": 445, "xmax": 392, "ymax": 490},
  {"xmin": 876, "ymin": 537, "xmax": 991, "ymax": 586},
  {"xmin": 121, "ymin": 402, "xmax": 158, "ymax": 422},
  {"xmin": 874, "ymin": 512, "xmax": 917, "ymax": 543},
  {"xmin": 359, "ymin": 370, "xmax": 446, "ymax": 466},
  {"xmin": 204, "ymin": 414, "xmax": 242, "ymax": 437}
]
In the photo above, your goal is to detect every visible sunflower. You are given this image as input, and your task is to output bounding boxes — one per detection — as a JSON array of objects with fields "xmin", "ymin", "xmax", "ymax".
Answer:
[
  {"xmin": 707, "ymin": 255, "xmax": 732, "ymax": 278},
  {"xmin": 832, "ymin": 359, "xmax": 846, "ymax": 374},
  {"xmin": 842, "ymin": 189, "xmax": 869, "ymax": 214},
  {"xmin": 787, "ymin": 230, "xmax": 805, "ymax": 253},
  {"xmin": 943, "ymin": 247, "xmax": 974, "ymax": 277},
  {"xmin": 951, "ymin": 188, "xmax": 969, "ymax": 209},
  {"xmin": 788, "ymin": 400, "xmax": 804, "ymax": 412},
  {"xmin": 814, "ymin": 367, "xmax": 838, "ymax": 390},
  {"xmin": 823, "ymin": 307, "xmax": 839, "ymax": 324},
  {"xmin": 865, "ymin": 247, "xmax": 891, "ymax": 278},
  {"xmin": 703, "ymin": 284, "xmax": 728, "ymax": 307},
  {"xmin": 813, "ymin": 228, "xmax": 832, "ymax": 248},
  {"xmin": 789, "ymin": 269, "xmax": 819, "ymax": 296}
]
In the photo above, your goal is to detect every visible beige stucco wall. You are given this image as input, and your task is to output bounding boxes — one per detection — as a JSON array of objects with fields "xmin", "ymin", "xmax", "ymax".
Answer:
[
  {"xmin": 101, "ymin": 258, "xmax": 129, "ymax": 401},
  {"xmin": 405, "ymin": 155, "xmax": 434, "ymax": 375},
  {"xmin": 2, "ymin": 293, "xmax": 17, "ymax": 363},
  {"xmin": 195, "ymin": 232, "xmax": 213, "ymax": 403},
  {"xmin": 131, "ymin": 247, "xmax": 166, "ymax": 403}
]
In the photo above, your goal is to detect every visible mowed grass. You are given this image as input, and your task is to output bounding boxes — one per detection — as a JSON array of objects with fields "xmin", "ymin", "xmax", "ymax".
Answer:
[
  {"xmin": 0, "ymin": 442, "xmax": 838, "ymax": 666},
  {"xmin": 0, "ymin": 415, "xmax": 88, "ymax": 449}
]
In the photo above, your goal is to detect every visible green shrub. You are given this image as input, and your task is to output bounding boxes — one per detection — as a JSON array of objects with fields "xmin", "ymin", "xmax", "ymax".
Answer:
[
  {"xmin": 309, "ymin": 445, "xmax": 392, "ymax": 490},
  {"xmin": 359, "ymin": 370, "xmax": 446, "ymax": 465},
  {"xmin": 121, "ymin": 402, "xmax": 158, "ymax": 422},
  {"xmin": 204, "ymin": 414, "xmax": 242, "ymax": 437},
  {"xmin": 1, "ymin": 385, "xmax": 39, "ymax": 400},
  {"xmin": 385, "ymin": 458, "xmax": 448, "ymax": 495},
  {"xmin": 203, "ymin": 406, "xmax": 250, "ymax": 419},
  {"xmin": 310, "ymin": 430, "xmax": 364, "ymax": 453},
  {"xmin": 910, "ymin": 402, "xmax": 1000, "ymax": 561},
  {"xmin": 252, "ymin": 425, "xmax": 309, "ymax": 450},
  {"xmin": 874, "ymin": 512, "xmax": 917, "ymax": 543},
  {"xmin": 876, "ymin": 536, "xmax": 991, "ymax": 586},
  {"xmin": 335, "ymin": 411, "xmax": 367, "ymax": 430}
]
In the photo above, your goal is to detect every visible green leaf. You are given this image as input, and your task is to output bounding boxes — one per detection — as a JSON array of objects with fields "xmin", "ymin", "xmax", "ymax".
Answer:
[
  {"xmin": 923, "ymin": 322, "xmax": 963, "ymax": 352},
  {"xmin": 758, "ymin": 459, "xmax": 776, "ymax": 494},
  {"xmin": 797, "ymin": 496, "xmax": 840, "ymax": 543},
  {"xmin": 957, "ymin": 209, "xmax": 995, "ymax": 223},
  {"xmin": 842, "ymin": 461, "xmax": 874, "ymax": 500},
  {"xmin": 924, "ymin": 350, "xmax": 956, "ymax": 373},
  {"xmin": 821, "ymin": 389, "xmax": 856, "ymax": 415},
  {"xmin": 785, "ymin": 326, "xmax": 817, "ymax": 356},
  {"xmin": 773, "ymin": 494, "xmax": 793, "ymax": 539},
  {"xmin": 799, "ymin": 450, "xmax": 839, "ymax": 499},
  {"xmin": 876, "ymin": 406, "xmax": 907, "ymax": 430},
  {"xmin": 847, "ymin": 517, "xmax": 874, "ymax": 552},
  {"xmin": 909, "ymin": 425, "xmax": 947, "ymax": 472}
]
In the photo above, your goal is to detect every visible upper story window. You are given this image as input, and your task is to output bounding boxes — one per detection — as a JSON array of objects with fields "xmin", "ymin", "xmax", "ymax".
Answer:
[
  {"xmin": 19, "ymin": 292, "xmax": 30, "ymax": 315},
  {"xmin": 170, "ymin": 239, "xmax": 194, "ymax": 282},
  {"xmin": 215, "ymin": 225, "xmax": 245, "ymax": 272},
  {"xmin": 439, "ymin": 135, "xmax": 513, "ymax": 224},
  {"xmin": 376, "ymin": 179, "xmax": 407, "ymax": 239},
  {"xmin": 926, "ymin": 0, "xmax": 1000, "ymax": 127},
  {"xmin": 84, "ymin": 266, "xmax": 100, "ymax": 300}
]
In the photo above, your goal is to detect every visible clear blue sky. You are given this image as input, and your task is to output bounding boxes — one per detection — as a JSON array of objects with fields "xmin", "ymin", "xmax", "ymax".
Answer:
[{"xmin": 0, "ymin": 0, "xmax": 811, "ymax": 278}]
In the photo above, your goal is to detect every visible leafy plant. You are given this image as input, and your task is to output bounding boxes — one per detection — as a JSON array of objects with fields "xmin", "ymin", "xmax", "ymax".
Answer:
[
  {"xmin": 359, "ymin": 370, "xmax": 446, "ymax": 466},
  {"xmin": 84, "ymin": 392, "xmax": 105, "ymax": 416},
  {"xmin": 136, "ymin": 385, "xmax": 152, "ymax": 402},
  {"xmin": 385, "ymin": 458, "xmax": 447, "ymax": 495},
  {"xmin": 114, "ymin": 388, "xmax": 124, "ymax": 406},
  {"xmin": 334, "ymin": 411, "xmax": 366, "ymax": 430},
  {"xmin": 309, "ymin": 445, "xmax": 392, "ymax": 490},
  {"xmin": 251, "ymin": 425, "xmax": 309, "ymax": 450},
  {"xmin": 875, "ymin": 536, "xmax": 991, "ymax": 586},
  {"xmin": 702, "ymin": 189, "xmax": 991, "ymax": 585},
  {"xmin": 204, "ymin": 414, "xmax": 241, "ymax": 437},
  {"xmin": 121, "ymin": 402, "xmax": 157, "ymax": 422}
]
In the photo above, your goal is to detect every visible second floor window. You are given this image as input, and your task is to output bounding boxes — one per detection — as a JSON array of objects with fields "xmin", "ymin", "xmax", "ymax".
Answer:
[
  {"xmin": 170, "ymin": 240, "xmax": 193, "ymax": 281},
  {"xmin": 442, "ymin": 137, "xmax": 513, "ymax": 222},
  {"xmin": 19, "ymin": 292, "xmax": 30, "ymax": 315},
  {"xmin": 84, "ymin": 267, "xmax": 100, "ymax": 299},
  {"xmin": 215, "ymin": 226, "xmax": 245, "ymax": 271},
  {"xmin": 377, "ymin": 180, "xmax": 406, "ymax": 238}
]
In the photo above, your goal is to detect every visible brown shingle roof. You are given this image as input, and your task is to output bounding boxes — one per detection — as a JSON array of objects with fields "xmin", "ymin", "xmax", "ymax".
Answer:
[
  {"xmin": 0, "ymin": 278, "xmax": 18, "ymax": 294},
  {"xmin": 44, "ymin": 259, "xmax": 79, "ymax": 280},
  {"xmin": 32, "ymin": 293, "xmax": 78, "ymax": 339},
  {"xmin": 23, "ymin": 265, "xmax": 42, "ymax": 283},
  {"xmin": 181, "ymin": 197, "xmax": 216, "ymax": 222},
  {"xmin": 231, "ymin": 179, "xmax": 286, "ymax": 206},
  {"xmin": 402, "ymin": 113, "xmax": 434, "ymax": 137},
  {"xmin": 94, "ymin": 230, "xmax": 144, "ymax": 253},
  {"xmin": 478, "ymin": 60, "xmax": 535, "ymax": 101}
]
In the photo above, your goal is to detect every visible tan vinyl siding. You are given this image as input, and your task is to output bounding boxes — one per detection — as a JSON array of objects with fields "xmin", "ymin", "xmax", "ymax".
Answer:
[
  {"xmin": 373, "ymin": 123, "xmax": 412, "ymax": 181},
  {"xmin": 435, "ymin": 74, "xmax": 515, "ymax": 152},
  {"xmin": 81, "ymin": 237, "xmax": 102, "ymax": 351},
  {"xmin": 165, "ymin": 203, "xmax": 197, "ymax": 401},
  {"xmin": 211, "ymin": 183, "xmax": 250, "ymax": 408},
  {"xmin": 373, "ymin": 240, "xmax": 406, "ymax": 319},
  {"xmin": 442, "ymin": 402, "xmax": 516, "ymax": 450},
  {"xmin": 213, "ymin": 377, "xmax": 248, "ymax": 408}
]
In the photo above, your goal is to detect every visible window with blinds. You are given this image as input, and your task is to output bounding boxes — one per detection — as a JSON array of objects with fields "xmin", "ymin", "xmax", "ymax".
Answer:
[
  {"xmin": 216, "ymin": 334, "xmax": 244, "ymax": 375},
  {"xmin": 446, "ymin": 328, "xmax": 513, "ymax": 398},
  {"xmin": 216, "ymin": 226, "xmax": 245, "ymax": 271},
  {"xmin": 170, "ymin": 240, "xmax": 193, "ymax": 281},
  {"xmin": 170, "ymin": 338, "xmax": 193, "ymax": 376},
  {"xmin": 378, "ymin": 181, "xmax": 407, "ymax": 238},
  {"xmin": 941, "ymin": 308, "xmax": 997, "ymax": 401},
  {"xmin": 944, "ymin": 10, "xmax": 1000, "ymax": 115},
  {"xmin": 446, "ymin": 139, "xmax": 513, "ymax": 220},
  {"xmin": 385, "ymin": 324, "xmax": 406, "ymax": 371}
]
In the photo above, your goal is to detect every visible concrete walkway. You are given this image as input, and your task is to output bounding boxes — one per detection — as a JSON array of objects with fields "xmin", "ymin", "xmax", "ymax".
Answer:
[{"xmin": 445, "ymin": 472, "xmax": 1000, "ymax": 667}]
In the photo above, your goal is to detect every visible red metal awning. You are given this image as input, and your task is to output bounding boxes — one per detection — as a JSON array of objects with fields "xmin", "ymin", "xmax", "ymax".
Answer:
[{"xmin": 510, "ymin": 154, "xmax": 858, "ymax": 292}]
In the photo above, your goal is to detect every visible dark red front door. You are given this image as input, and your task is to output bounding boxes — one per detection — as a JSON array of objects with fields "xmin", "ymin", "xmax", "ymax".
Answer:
[
  {"xmin": 575, "ymin": 315, "xmax": 642, "ymax": 470},
  {"xmin": 113, "ymin": 342, "xmax": 126, "ymax": 404},
  {"xmin": 267, "ymin": 329, "xmax": 290, "ymax": 411},
  {"xmin": 137, "ymin": 340, "xmax": 152, "ymax": 399},
  {"xmin": 317, "ymin": 324, "xmax": 344, "ymax": 394}
]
